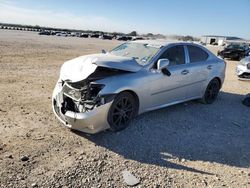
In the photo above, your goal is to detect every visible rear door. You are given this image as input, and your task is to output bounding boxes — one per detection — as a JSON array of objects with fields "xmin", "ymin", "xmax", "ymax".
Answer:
[{"xmin": 185, "ymin": 45, "xmax": 211, "ymax": 98}]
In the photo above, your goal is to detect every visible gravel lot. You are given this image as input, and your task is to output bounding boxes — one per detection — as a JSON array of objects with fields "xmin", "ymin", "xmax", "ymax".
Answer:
[{"xmin": 0, "ymin": 30, "xmax": 249, "ymax": 188}]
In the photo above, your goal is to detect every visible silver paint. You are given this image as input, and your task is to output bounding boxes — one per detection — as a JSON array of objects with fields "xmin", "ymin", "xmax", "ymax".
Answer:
[{"xmin": 52, "ymin": 40, "xmax": 226, "ymax": 133}]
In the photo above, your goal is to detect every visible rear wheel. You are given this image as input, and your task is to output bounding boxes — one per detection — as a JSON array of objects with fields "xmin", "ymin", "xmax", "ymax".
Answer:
[
  {"xmin": 201, "ymin": 79, "xmax": 220, "ymax": 104},
  {"xmin": 108, "ymin": 92, "xmax": 137, "ymax": 132}
]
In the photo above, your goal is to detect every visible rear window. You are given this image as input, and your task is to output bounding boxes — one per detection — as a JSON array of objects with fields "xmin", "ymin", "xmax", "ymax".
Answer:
[{"xmin": 187, "ymin": 45, "xmax": 209, "ymax": 63}]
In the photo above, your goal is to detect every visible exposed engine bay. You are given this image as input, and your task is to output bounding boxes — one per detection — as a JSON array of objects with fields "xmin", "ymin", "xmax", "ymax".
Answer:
[{"xmin": 59, "ymin": 67, "xmax": 130, "ymax": 114}]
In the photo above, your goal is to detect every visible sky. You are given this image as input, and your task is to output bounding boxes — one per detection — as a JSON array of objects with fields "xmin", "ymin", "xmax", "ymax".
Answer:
[{"xmin": 0, "ymin": 0, "xmax": 249, "ymax": 39}]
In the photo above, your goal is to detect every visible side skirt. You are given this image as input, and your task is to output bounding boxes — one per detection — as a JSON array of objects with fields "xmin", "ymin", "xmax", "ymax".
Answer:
[{"xmin": 140, "ymin": 96, "xmax": 201, "ymax": 114}]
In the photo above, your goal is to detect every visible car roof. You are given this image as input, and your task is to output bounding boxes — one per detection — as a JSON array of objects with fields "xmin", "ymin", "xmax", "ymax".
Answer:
[
  {"xmin": 131, "ymin": 39, "xmax": 217, "ymax": 60},
  {"xmin": 130, "ymin": 39, "xmax": 197, "ymax": 48}
]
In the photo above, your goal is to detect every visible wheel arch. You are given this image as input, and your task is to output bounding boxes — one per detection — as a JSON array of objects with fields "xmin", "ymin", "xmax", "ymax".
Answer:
[
  {"xmin": 119, "ymin": 90, "xmax": 140, "ymax": 115},
  {"xmin": 213, "ymin": 77, "xmax": 222, "ymax": 88}
]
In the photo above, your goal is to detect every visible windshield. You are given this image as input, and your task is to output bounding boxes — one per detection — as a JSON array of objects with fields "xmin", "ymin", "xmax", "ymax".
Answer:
[
  {"xmin": 110, "ymin": 43, "xmax": 160, "ymax": 65},
  {"xmin": 226, "ymin": 44, "xmax": 245, "ymax": 50}
]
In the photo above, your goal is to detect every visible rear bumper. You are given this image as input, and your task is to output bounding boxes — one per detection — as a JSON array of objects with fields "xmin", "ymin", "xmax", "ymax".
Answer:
[{"xmin": 52, "ymin": 83, "xmax": 113, "ymax": 134}]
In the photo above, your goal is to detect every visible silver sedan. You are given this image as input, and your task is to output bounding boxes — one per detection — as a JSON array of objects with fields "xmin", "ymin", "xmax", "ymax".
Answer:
[{"xmin": 52, "ymin": 40, "xmax": 226, "ymax": 133}]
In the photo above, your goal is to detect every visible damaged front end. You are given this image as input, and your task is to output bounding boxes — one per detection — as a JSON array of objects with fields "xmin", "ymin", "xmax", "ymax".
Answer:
[
  {"xmin": 52, "ymin": 53, "xmax": 141, "ymax": 133},
  {"xmin": 52, "ymin": 67, "xmax": 128, "ymax": 133},
  {"xmin": 62, "ymin": 81, "xmax": 106, "ymax": 113}
]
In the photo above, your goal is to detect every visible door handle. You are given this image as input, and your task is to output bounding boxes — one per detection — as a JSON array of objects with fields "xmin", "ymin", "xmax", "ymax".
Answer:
[
  {"xmin": 181, "ymin": 70, "xmax": 189, "ymax": 75},
  {"xmin": 207, "ymin": 65, "xmax": 213, "ymax": 70}
]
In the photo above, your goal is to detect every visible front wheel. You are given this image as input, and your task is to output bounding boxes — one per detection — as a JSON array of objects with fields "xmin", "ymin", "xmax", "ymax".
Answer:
[
  {"xmin": 201, "ymin": 79, "xmax": 220, "ymax": 104},
  {"xmin": 108, "ymin": 92, "xmax": 138, "ymax": 132}
]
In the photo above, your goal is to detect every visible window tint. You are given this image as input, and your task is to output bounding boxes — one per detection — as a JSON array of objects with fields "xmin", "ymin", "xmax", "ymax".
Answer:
[
  {"xmin": 187, "ymin": 45, "xmax": 208, "ymax": 63},
  {"xmin": 159, "ymin": 45, "xmax": 185, "ymax": 66}
]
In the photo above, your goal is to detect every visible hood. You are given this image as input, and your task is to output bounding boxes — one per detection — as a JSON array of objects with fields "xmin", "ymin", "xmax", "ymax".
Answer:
[{"xmin": 60, "ymin": 53, "xmax": 142, "ymax": 82}]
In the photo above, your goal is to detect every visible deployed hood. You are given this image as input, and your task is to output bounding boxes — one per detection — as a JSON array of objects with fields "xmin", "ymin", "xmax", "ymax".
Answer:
[{"xmin": 60, "ymin": 53, "xmax": 142, "ymax": 82}]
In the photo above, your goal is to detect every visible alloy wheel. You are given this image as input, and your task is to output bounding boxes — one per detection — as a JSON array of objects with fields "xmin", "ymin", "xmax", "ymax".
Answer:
[
  {"xmin": 108, "ymin": 92, "xmax": 137, "ymax": 132},
  {"xmin": 204, "ymin": 79, "xmax": 220, "ymax": 104}
]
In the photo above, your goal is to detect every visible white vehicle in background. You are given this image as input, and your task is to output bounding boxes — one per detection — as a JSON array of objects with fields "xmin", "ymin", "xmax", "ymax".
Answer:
[
  {"xmin": 56, "ymin": 32, "xmax": 68, "ymax": 37},
  {"xmin": 236, "ymin": 56, "xmax": 250, "ymax": 79},
  {"xmin": 70, "ymin": 32, "xmax": 76, "ymax": 37}
]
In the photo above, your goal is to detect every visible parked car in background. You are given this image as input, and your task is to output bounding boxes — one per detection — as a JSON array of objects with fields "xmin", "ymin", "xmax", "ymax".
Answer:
[
  {"xmin": 51, "ymin": 31, "xmax": 60, "ymax": 35},
  {"xmin": 132, "ymin": 36, "xmax": 144, "ymax": 41},
  {"xmin": 52, "ymin": 40, "xmax": 225, "ymax": 134},
  {"xmin": 236, "ymin": 56, "xmax": 250, "ymax": 79},
  {"xmin": 99, "ymin": 34, "xmax": 113, "ymax": 40},
  {"xmin": 76, "ymin": 33, "xmax": 81, "ymax": 37},
  {"xmin": 117, "ymin": 36, "xmax": 132, "ymax": 41},
  {"xmin": 126, "ymin": 36, "xmax": 133, "ymax": 41},
  {"xmin": 70, "ymin": 32, "xmax": 76, "ymax": 37},
  {"xmin": 217, "ymin": 43, "xmax": 250, "ymax": 60},
  {"xmin": 90, "ymin": 34, "xmax": 100, "ymax": 38},
  {"xmin": 56, "ymin": 32, "xmax": 68, "ymax": 37},
  {"xmin": 39, "ymin": 31, "xmax": 51, "ymax": 35},
  {"xmin": 116, "ymin": 36, "xmax": 127, "ymax": 41},
  {"xmin": 80, "ymin": 33, "xmax": 89, "ymax": 38}
]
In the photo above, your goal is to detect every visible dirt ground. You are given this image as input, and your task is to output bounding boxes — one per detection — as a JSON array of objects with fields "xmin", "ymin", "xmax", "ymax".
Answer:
[{"xmin": 0, "ymin": 30, "xmax": 249, "ymax": 188}]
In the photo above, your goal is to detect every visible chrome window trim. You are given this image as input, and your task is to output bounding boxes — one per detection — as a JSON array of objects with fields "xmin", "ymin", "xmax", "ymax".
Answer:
[{"xmin": 147, "ymin": 43, "xmax": 187, "ymax": 69}]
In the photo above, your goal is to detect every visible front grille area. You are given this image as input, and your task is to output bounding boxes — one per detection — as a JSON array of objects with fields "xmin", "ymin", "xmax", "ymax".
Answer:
[
  {"xmin": 61, "ymin": 97, "xmax": 79, "ymax": 114},
  {"xmin": 239, "ymin": 73, "xmax": 250, "ymax": 79}
]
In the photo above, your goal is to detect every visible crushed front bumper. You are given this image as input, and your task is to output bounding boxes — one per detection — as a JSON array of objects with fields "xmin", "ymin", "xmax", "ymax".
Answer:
[{"xmin": 52, "ymin": 83, "xmax": 113, "ymax": 134}]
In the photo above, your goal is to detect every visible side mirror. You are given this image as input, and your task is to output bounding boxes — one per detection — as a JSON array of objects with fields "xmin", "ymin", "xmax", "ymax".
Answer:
[
  {"xmin": 157, "ymin": 59, "xmax": 171, "ymax": 76},
  {"xmin": 157, "ymin": 59, "xmax": 169, "ymax": 70},
  {"xmin": 101, "ymin": 49, "xmax": 106, "ymax": 54}
]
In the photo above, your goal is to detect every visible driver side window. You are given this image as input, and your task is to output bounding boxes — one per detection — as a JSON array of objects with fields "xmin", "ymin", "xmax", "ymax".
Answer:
[{"xmin": 158, "ymin": 45, "xmax": 185, "ymax": 66}]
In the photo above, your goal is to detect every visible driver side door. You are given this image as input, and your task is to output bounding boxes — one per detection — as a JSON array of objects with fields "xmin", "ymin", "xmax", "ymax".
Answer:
[{"xmin": 148, "ymin": 45, "xmax": 190, "ymax": 110}]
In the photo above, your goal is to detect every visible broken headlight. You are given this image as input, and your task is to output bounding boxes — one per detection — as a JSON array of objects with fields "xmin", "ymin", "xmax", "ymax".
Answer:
[{"xmin": 62, "ymin": 83, "xmax": 82, "ymax": 101}]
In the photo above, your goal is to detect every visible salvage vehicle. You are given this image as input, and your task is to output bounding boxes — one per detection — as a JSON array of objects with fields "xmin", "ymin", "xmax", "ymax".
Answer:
[
  {"xmin": 236, "ymin": 56, "xmax": 250, "ymax": 79},
  {"xmin": 52, "ymin": 40, "xmax": 226, "ymax": 133},
  {"xmin": 217, "ymin": 43, "xmax": 250, "ymax": 60}
]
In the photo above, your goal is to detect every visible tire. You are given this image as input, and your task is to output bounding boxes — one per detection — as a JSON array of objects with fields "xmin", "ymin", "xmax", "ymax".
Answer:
[
  {"xmin": 108, "ymin": 92, "xmax": 138, "ymax": 132},
  {"xmin": 201, "ymin": 79, "xmax": 220, "ymax": 104}
]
